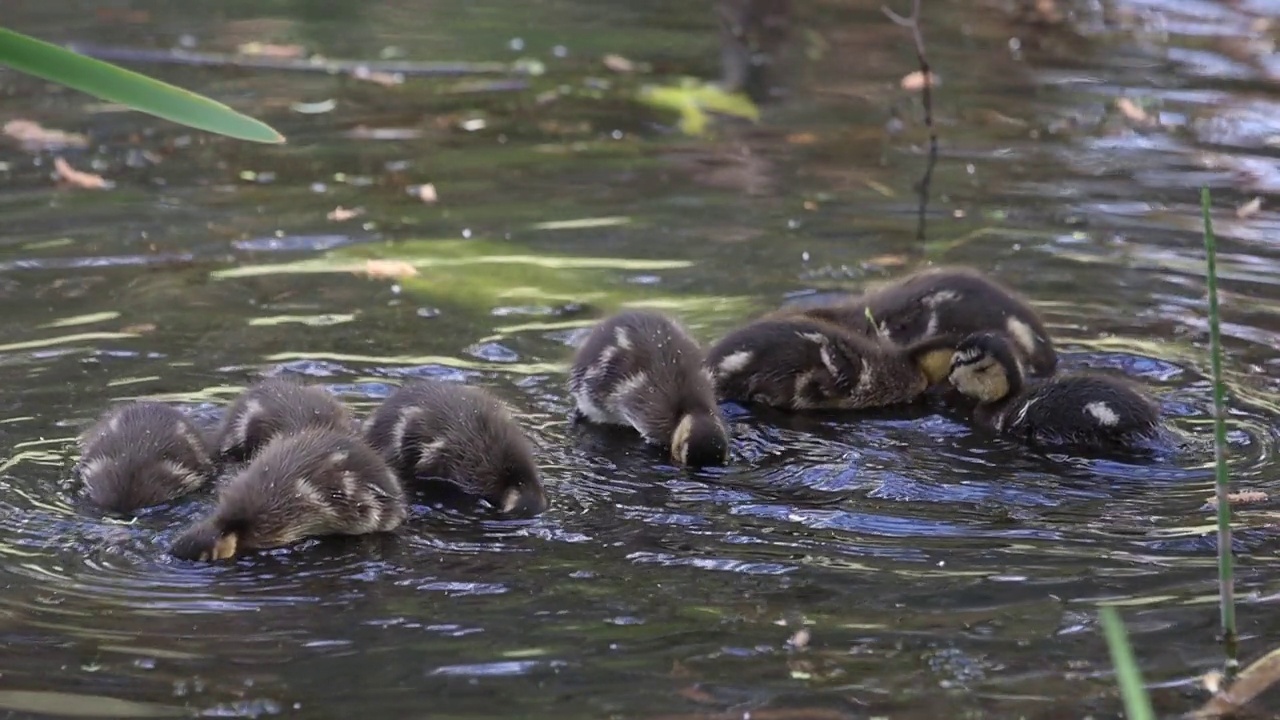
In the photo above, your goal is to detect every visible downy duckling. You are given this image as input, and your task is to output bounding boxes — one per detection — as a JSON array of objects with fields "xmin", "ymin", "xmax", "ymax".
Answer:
[
  {"xmin": 214, "ymin": 377, "xmax": 354, "ymax": 465},
  {"xmin": 705, "ymin": 316, "xmax": 957, "ymax": 411},
  {"xmin": 363, "ymin": 380, "xmax": 548, "ymax": 517},
  {"xmin": 778, "ymin": 266, "xmax": 1058, "ymax": 376},
  {"xmin": 169, "ymin": 427, "xmax": 407, "ymax": 562},
  {"xmin": 77, "ymin": 402, "xmax": 215, "ymax": 514},
  {"xmin": 568, "ymin": 310, "xmax": 729, "ymax": 467},
  {"xmin": 947, "ymin": 332, "xmax": 1161, "ymax": 451}
]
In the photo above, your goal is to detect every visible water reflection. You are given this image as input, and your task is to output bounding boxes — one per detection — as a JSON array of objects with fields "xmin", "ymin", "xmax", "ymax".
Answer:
[{"xmin": 1, "ymin": 0, "xmax": 1279, "ymax": 717}]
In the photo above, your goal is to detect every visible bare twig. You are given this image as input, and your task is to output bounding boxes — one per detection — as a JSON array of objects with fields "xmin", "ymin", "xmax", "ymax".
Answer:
[{"xmin": 883, "ymin": 0, "xmax": 938, "ymax": 242}]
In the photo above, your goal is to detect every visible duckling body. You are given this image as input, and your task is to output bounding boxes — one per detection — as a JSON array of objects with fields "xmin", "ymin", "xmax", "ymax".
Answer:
[
  {"xmin": 779, "ymin": 266, "xmax": 1058, "ymax": 376},
  {"xmin": 705, "ymin": 317, "xmax": 956, "ymax": 411},
  {"xmin": 363, "ymin": 380, "xmax": 548, "ymax": 517},
  {"xmin": 568, "ymin": 311, "xmax": 729, "ymax": 467},
  {"xmin": 948, "ymin": 332, "xmax": 1160, "ymax": 450},
  {"xmin": 214, "ymin": 377, "xmax": 354, "ymax": 465},
  {"xmin": 169, "ymin": 428, "xmax": 406, "ymax": 561},
  {"xmin": 77, "ymin": 402, "xmax": 215, "ymax": 514}
]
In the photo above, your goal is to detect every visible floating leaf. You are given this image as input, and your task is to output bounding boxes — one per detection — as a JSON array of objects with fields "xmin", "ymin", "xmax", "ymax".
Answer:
[
  {"xmin": 1193, "ymin": 646, "xmax": 1280, "ymax": 719},
  {"xmin": 3, "ymin": 119, "xmax": 87, "ymax": 151},
  {"xmin": 637, "ymin": 78, "xmax": 759, "ymax": 136},
  {"xmin": 0, "ymin": 26, "xmax": 284, "ymax": 143},
  {"xmin": 53, "ymin": 156, "xmax": 111, "ymax": 189},
  {"xmin": 900, "ymin": 70, "xmax": 939, "ymax": 91},
  {"xmin": 327, "ymin": 206, "xmax": 364, "ymax": 222}
]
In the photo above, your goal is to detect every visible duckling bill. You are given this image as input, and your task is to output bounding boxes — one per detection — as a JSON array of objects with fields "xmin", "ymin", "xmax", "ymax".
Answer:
[
  {"xmin": 568, "ymin": 310, "xmax": 729, "ymax": 467},
  {"xmin": 77, "ymin": 402, "xmax": 215, "ymax": 514},
  {"xmin": 947, "ymin": 331, "xmax": 1162, "ymax": 451},
  {"xmin": 214, "ymin": 377, "xmax": 354, "ymax": 465},
  {"xmin": 777, "ymin": 266, "xmax": 1058, "ymax": 377},
  {"xmin": 706, "ymin": 317, "xmax": 956, "ymax": 411},
  {"xmin": 170, "ymin": 428, "xmax": 407, "ymax": 562},
  {"xmin": 363, "ymin": 380, "xmax": 548, "ymax": 517}
]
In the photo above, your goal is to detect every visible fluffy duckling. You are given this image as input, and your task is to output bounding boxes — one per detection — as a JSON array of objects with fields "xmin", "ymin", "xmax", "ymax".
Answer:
[
  {"xmin": 76, "ymin": 402, "xmax": 215, "ymax": 514},
  {"xmin": 778, "ymin": 266, "xmax": 1058, "ymax": 376},
  {"xmin": 568, "ymin": 310, "xmax": 729, "ymax": 467},
  {"xmin": 170, "ymin": 428, "xmax": 407, "ymax": 562},
  {"xmin": 705, "ymin": 316, "xmax": 957, "ymax": 411},
  {"xmin": 363, "ymin": 380, "xmax": 548, "ymax": 517},
  {"xmin": 214, "ymin": 377, "xmax": 354, "ymax": 465},
  {"xmin": 947, "ymin": 332, "xmax": 1161, "ymax": 450}
]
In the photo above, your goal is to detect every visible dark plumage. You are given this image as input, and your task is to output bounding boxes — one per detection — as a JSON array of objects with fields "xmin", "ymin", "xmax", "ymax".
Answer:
[
  {"xmin": 568, "ymin": 310, "xmax": 729, "ymax": 467},
  {"xmin": 214, "ymin": 377, "xmax": 354, "ymax": 465},
  {"xmin": 948, "ymin": 332, "xmax": 1161, "ymax": 451},
  {"xmin": 705, "ymin": 317, "xmax": 957, "ymax": 411},
  {"xmin": 775, "ymin": 266, "xmax": 1058, "ymax": 376},
  {"xmin": 169, "ymin": 428, "xmax": 406, "ymax": 562},
  {"xmin": 363, "ymin": 380, "xmax": 548, "ymax": 517},
  {"xmin": 76, "ymin": 402, "xmax": 215, "ymax": 514}
]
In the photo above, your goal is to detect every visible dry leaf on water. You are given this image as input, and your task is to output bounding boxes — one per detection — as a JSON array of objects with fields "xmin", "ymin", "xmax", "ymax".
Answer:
[
  {"xmin": 411, "ymin": 183, "xmax": 439, "ymax": 203},
  {"xmin": 1115, "ymin": 98, "xmax": 1157, "ymax": 126},
  {"xmin": 1204, "ymin": 490, "xmax": 1269, "ymax": 509},
  {"xmin": 237, "ymin": 42, "xmax": 306, "ymax": 58},
  {"xmin": 787, "ymin": 628, "xmax": 811, "ymax": 649},
  {"xmin": 362, "ymin": 259, "xmax": 418, "ymax": 279},
  {"xmin": 119, "ymin": 323, "xmax": 157, "ymax": 334},
  {"xmin": 4, "ymin": 120, "xmax": 88, "ymax": 151},
  {"xmin": 602, "ymin": 54, "xmax": 636, "ymax": 73},
  {"xmin": 901, "ymin": 71, "xmax": 940, "ymax": 91},
  {"xmin": 786, "ymin": 132, "xmax": 818, "ymax": 145},
  {"xmin": 53, "ymin": 157, "xmax": 113, "ymax": 190},
  {"xmin": 1193, "ymin": 646, "xmax": 1280, "ymax": 719},
  {"xmin": 1236, "ymin": 197, "xmax": 1263, "ymax": 218},
  {"xmin": 352, "ymin": 66, "xmax": 405, "ymax": 87},
  {"xmin": 327, "ymin": 206, "xmax": 365, "ymax": 222}
]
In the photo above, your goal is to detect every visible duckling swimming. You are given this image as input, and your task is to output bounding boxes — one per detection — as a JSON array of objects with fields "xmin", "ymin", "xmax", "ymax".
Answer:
[
  {"xmin": 947, "ymin": 331, "xmax": 1161, "ymax": 451},
  {"xmin": 214, "ymin": 377, "xmax": 354, "ymax": 465},
  {"xmin": 363, "ymin": 380, "xmax": 548, "ymax": 517},
  {"xmin": 705, "ymin": 316, "xmax": 956, "ymax": 411},
  {"xmin": 77, "ymin": 402, "xmax": 215, "ymax": 514},
  {"xmin": 169, "ymin": 427, "xmax": 407, "ymax": 561},
  {"xmin": 568, "ymin": 310, "xmax": 729, "ymax": 467},
  {"xmin": 778, "ymin": 266, "xmax": 1058, "ymax": 376}
]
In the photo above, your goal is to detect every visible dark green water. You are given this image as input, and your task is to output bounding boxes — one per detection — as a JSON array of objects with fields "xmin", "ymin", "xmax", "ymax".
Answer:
[{"xmin": 2, "ymin": 1, "xmax": 1280, "ymax": 717}]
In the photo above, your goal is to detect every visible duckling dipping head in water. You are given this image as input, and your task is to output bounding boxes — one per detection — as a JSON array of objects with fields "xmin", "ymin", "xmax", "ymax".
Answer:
[
  {"xmin": 948, "ymin": 332, "xmax": 1161, "ymax": 451},
  {"xmin": 214, "ymin": 377, "xmax": 354, "ymax": 465},
  {"xmin": 77, "ymin": 402, "xmax": 215, "ymax": 514},
  {"xmin": 781, "ymin": 266, "xmax": 1058, "ymax": 377},
  {"xmin": 706, "ymin": 317, "xmax": 957, "ymax": 411},
  {"xmin": 569, "ymin": 311, "xmax": 729, "ymax": 467},
  {"xmin": 363, "ymin": 380, "xmax": 548, "ymax": 517},
  {"xmin": 170, "ymin": 428, "xmax": 407, "ymax": 562}
]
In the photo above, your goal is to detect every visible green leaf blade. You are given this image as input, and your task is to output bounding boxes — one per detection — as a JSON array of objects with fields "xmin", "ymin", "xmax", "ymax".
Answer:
[
  {"xmin": 0, "ymin": 27, "xmax": 284, "ymax": 144},
  {"xmin": 1099, "ymin": 606, "xmax": 1156, "ymax": 720}
]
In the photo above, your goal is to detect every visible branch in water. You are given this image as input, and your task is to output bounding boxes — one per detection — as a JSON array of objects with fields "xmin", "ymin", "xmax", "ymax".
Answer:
[{"xmin": 882, "ymin": 0, "xmax": 938, "ymax": 242}]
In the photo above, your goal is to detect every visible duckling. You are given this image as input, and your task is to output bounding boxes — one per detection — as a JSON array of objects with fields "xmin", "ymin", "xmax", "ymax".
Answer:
[
  {"xmin": 777, "ymin": 266, "xmax": 1058, "ymax": 376},
  {"xmin": 76, "ymin": 402, "xmax": 215, "ymax": 514},
  {"xmin": 568, "ymin": 310, "xmax": 729, "ymax": 467},
  {"xmin": 169, "ymin": 427, "xmax": 407, "ymax": 562},
  {"xmin": 705, "ymin": 316, "xmax": 957, "ymax": 411},
  {"xmin": 363, "ymin": 380, "xmax": 548, "ymax": 517},
  {"xmin": 947, "ymin": 331, "xmax": 1161, "ymax": 450},
  {"xmin": 214, "ymin": 377, "xmax": 354, "ymax": 465}
]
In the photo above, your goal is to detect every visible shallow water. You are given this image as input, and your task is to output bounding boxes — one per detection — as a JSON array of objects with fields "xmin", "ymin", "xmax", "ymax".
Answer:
[{"xmin": 3, "ymin": 0, "xmax": 1280, "ymax": 717}]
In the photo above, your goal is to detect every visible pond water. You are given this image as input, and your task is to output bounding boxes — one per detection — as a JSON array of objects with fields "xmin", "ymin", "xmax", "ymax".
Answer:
[{"xmin": 3, "ymin": 0, "xmax": 1280, "ymax": 717}]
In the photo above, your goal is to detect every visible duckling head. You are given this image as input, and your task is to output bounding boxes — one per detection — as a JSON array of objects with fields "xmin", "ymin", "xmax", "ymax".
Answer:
[
  {"xmin": 905, "ymin": 335, "xmax": 963, "ymax": 386},
  {"xmin": 948, "ymin": 332, "xmax": 1023, "ymax": 404},
  {"xmin": 671, "ymin": 412, "xmax": 730, "ymax": 467},
  {"xmin": 83, "ymin": 456, "xmax": 205, "ymax": 515},
  {"xmin": 170, "ymin": 519, "xmax": 241, "ymax": 562},
  {"xmin": 496, "ymin": 458, "xmax": 549, "ymax": 518}
]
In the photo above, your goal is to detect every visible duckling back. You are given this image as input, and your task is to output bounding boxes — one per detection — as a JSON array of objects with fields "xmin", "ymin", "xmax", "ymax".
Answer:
[
  {"xmin": 706, "ymin": 317, "xmax": 933, "ymax": 411},
  {"xmin": 170, "ymin": 427, "xmax": 406, "ymax": 561},
  {"xmin": 363, "ymin": 380, "xmax": 548, "ymax": 517},
  {"xmin": 782, "ymin": 267, "xmax": 1058, "ymax": 377},
  {"xmin": 77, "ymin": 402, "xmax": 214, "ymax": 514},
  {"xmin": 987, "ymin": 374, "xmax": 1161, "ymax": 450},
  {"xmin": 214, "ymin": 377, "xmax": 354, "ymax": 465},
  {"xmin": 568, "ymin": 310, "xmax": 728, "ymax": 466}
]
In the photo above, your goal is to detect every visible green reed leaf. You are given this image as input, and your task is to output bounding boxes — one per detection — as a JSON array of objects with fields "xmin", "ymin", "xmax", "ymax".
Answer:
[
  {"xmin": 1100, "ymin": 606, "xmax": 1156, "ymax": 720},
  {"xmin": 0, "ymin": 26, "xmax": 284, "ymax": 144}
]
